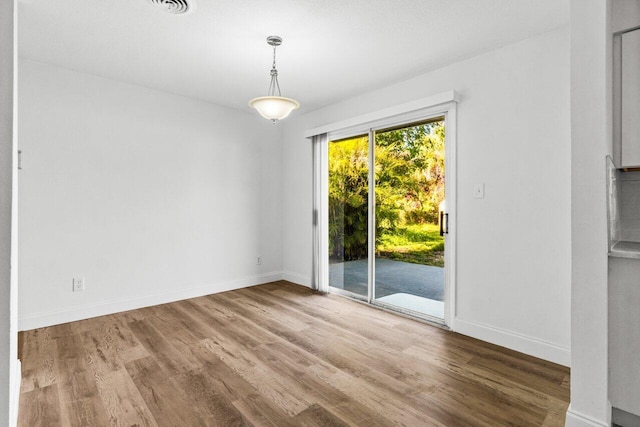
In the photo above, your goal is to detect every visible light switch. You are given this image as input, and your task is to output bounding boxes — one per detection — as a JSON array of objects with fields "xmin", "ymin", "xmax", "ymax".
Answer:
[{"xmin": 473, "ymin": 183, "xmax": 485, "ymax": 199}]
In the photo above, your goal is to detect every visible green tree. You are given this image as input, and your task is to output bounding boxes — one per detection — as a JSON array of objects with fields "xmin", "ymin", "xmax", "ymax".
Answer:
[
  {"xmin": 375, "ymin": 122, "xmax": 445, "ymax": 226},
  {"xmin": 328, "ymin": 137, "xmax": 369, "ymax": 260},
  {"xmin": 328, "ymin": 122, "xmax": 445, "ymax": 264}
]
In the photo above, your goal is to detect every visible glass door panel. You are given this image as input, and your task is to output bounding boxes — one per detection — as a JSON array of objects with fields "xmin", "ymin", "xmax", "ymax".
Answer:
[
  {"xmin": 373, "ymin": 120, "xmax": 446, "ymax": 319},
  {"xmin": 328, "ymin": 135, "xmax": 369, "ymax": 298}
]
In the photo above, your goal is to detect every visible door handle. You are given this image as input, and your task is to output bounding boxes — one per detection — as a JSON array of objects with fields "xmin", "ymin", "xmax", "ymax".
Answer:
[{"xmin": 439, "ymin": 212, "xmax": 449, "ymax": 236}]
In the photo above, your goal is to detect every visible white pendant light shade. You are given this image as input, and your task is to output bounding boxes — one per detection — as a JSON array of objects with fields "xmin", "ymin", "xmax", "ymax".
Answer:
[
  {"xmin": 249, "ymin": 36, "xmax": 300, "ymax": 123},
  {"xmin": 249, "ymin": 96, "xmax": 300, "ymax": 121}
]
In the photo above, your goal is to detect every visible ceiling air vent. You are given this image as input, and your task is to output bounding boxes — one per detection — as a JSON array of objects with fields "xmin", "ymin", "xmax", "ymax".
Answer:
[{"xmin": 148, "ymin": 0, "xmax": 193, "ymax": 14}]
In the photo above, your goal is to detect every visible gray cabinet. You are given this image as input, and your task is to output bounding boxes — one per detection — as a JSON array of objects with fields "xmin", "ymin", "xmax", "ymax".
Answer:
[
  {"xmin": 609, "ymin": 257, "xmax": 640, "ymax": 416},
  {"xmin": 622, "ymin": 29, "xmax": 640, "ymax": 168}
]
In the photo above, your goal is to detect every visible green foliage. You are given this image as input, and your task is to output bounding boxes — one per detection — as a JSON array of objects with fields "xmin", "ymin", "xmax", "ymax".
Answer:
[
  {"xmin": 328, "ymin": 137, "xmax": 369, "ymax": 261},
  {"xmin": 376, "ymin": 223, "xmax": 444, "ymax": 267},
  {"xmin": 375, "ymin": 122, "xmax": 445, "ymax": 224},
  {"xmin": 328, "ymin": 122, "xmax": 445, "ymax": 265}
]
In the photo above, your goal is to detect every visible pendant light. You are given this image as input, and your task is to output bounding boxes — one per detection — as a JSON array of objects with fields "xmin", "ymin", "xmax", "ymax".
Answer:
[{"xmin": 249, "ymin": 36, "xmax": 300, "ymax": 123}]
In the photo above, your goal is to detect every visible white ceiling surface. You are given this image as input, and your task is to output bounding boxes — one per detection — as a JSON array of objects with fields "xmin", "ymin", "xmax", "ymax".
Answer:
[{"xmin": 18, "ymin": 0, "xmax": 569, "ymax": 113}]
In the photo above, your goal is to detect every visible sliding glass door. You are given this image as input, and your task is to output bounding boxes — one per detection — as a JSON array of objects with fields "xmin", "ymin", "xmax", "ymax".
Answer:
[
  {"xmin": 327, "ymin": 117, "xmax": 448, "ymax": 322},
  {"xmin": 373, "ymin": 120, "xmax": 446, "ymax": 320}
]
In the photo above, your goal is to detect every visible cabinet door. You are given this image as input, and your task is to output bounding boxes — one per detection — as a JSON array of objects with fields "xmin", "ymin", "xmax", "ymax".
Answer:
[
  {"xmin": 609, "ymin": 257, "xmax": 640, "ymax": 415},
  {"xmin": 622, "ymin": 29, "xmax": 640, "ymax": 167}
]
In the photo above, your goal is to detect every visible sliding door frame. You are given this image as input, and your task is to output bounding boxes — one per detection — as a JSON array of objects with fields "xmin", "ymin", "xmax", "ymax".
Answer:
[
  {"xmin": 313, "ymin": 93, "xmax": 458, "ymax": 328},
  {"xmin": 369, "ymin": 114, "xmax": 454, "ymax": 325}
]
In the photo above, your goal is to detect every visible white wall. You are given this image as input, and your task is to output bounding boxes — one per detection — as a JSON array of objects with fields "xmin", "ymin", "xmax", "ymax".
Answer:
[
  {"xmin": 1, "ymin": 1, "xmax": 19, "ymax": 426},
  {"xmin": 281, "ymin": 28, "xmax": 571, "ymax": 365},
  {"xmin": 613, "ymin": 0, "xmax": 640, "ymax": 33},
  {"xmin": 566, "ymin": 1, "xmax": 612, "ymax": 426},
  {"xmin": 18, "ymin": 59, "xmax": 283, "ymax": 329}
]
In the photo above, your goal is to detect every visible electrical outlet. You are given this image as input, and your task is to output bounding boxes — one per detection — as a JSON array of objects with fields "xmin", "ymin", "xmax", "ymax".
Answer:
[
  {"xmin": 73, "ymin": 277, "xmax": 85, "ymax": 292},
  {"xmin": 256, "ymin": 257, "xmax": 262, "ymax": 266}
]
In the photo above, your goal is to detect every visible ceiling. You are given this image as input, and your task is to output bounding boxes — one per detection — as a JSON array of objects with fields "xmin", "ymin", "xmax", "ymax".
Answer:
[{"xmin": 18, "ymin": 0, "xmax": 569, "ymax": 114}]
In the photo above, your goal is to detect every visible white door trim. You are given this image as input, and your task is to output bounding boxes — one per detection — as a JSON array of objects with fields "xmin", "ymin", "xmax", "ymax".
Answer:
[
  {"xmin": 443, "ymin": 103, "xmax": 457, "ymax": 329},
  {"xmin": 304, "ymin": 90, "xmax": 459, "ymax": 138}
]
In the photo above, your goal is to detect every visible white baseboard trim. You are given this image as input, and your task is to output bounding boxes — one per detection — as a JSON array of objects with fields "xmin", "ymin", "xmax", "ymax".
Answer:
[
  {"xmin": 453, "ymin": 318, "xmax": 570, "ymax": 366},
  {"xmin": 18, "ymin": 272, "xmax": 284, "ymax": 330},
  {"xmin": 11, "ymin": 359, "xmax": 21, "ymax": 427},
  {"xmin": 282, "ymin": 271, "xmax": 311, "ymax": 288},
  {"xmin": 565, "ymin": 405, "xmax": 609, "ymax": 427}
]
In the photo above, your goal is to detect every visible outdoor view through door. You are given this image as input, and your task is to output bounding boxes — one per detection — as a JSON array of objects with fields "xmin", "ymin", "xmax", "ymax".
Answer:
[{"xmin": 328, "ymin": 118, "xmax": 446, "ymax": 321}]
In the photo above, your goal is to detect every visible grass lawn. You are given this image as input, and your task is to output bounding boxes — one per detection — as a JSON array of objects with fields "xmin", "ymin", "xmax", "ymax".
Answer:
[{"xmin": 376, "ymin": 223, "xmax": 444, "ymax": 267}]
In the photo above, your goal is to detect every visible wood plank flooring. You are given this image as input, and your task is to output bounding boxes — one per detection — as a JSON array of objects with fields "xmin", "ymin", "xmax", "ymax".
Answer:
[{"xmin": 18, "ymin": 281, "xmax": 570, "ymax": 426}]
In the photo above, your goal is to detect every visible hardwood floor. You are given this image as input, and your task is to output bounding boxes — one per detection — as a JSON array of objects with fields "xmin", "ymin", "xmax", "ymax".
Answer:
[{"xmin": 18, "ymin": 281, "xmax": 570, "ymax": 426}]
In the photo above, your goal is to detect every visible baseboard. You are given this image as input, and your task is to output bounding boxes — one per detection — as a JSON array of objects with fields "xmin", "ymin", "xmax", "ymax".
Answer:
[
  {"xmin": 565, "ymin": 405, "xmax": 609, "ymax": 427},
  {"xmin": 11, "ymin": 359, "xmax": 21, "ymax": 427},
  {"xmin": 282, "ymin": 271, "xmax": 311, "ymax": 288},
  {"xmin": 18, "ymin": 271, "xmax": 284, "ymax": 330},
  {"xmin": 454, "ymin": 318, "xmax": 570, "ymax": 366}
]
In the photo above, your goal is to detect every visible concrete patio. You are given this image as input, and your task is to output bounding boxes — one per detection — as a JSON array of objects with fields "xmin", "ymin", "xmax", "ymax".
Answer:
[{"xmin": 329, "ymin": 258, "xmax": 444, "ymax": 317}]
